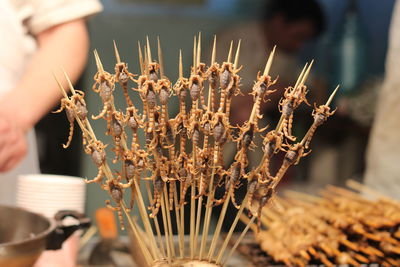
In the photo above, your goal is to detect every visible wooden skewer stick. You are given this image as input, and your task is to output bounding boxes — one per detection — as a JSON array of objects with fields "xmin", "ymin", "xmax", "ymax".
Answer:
[
  {"xmin": 138, "ymin": 41, "xmax": 144, "ymax": 75},
  {"xmin": 143, "ymin": 45, "xmax": 149, "ymax": 75},
  {"xmin": 93, "ymin": 49, "xmax": 104, "ymax": 73},
  {"xmin": 215, "ymin": 193, "xmax": 250, "ymax": 263},
  {"xmin": 179, "ymin": 49, "xmax": 183, "ymax": 79},
  {"xmin": 293, "ymin": 62, "xmax": 308, "ymax": 90},
  {"xmin": 194, "ymin": 37, "xmax": 218, "ymax": 254},
  {"xmin": 122, "ymin": 201, "xmax": 154, "ymax": 265},
  {"xmin": 233, "ymin": 39, "xmax": 241, "ymax": 70},
  {"xmin": 190, "ymin": 35, "xmax": 201, "ymax": 258},
  {"xmin": 207, "ymin": 35, "xmax": 217, "ymax": 112},
  {"xmin": 207, "ymin": 192, "xmax": 231, "ymax": 260},
  {"xmin": 221, "ymin": 216, "xmax": 256, "ymax": 266},
  {"xmin": 297, "ymin": 59, "xmax": 314, "ymax": 89},
  {"xmin": 211, "ymin": 35, "xmax": 217, "ymax": 65},
  {"xmin": 163, "ymin": 187, "xmax": 176, "ymax": 258},
  {"xmin": 197, "ymin": 32, "xmax": 202, "ymax": 68},
  {"xmin": 61, "ymin": 68, "xmax": 77, "ymax": 95},
  {"xmin": 263, "ymin": 45, "xmax": 276, "ymax": 77},
  {"xmin": 146, "ymin": 36, "xmax": 152, "ymax": 63},
  {"xmin": 53, "ymin": 73, "xmax": 69, "ymax": 99},
  {"xmin": 239, "ymin": 213, "xmax": 257, "ymax": 232},
  {"xmin": 190, "ymin": 174, "xmax": 196, "ymax": 259},
  {"xmin": 326, "ymin": 85, "xmax": 339, "ymax": 107},
  {"xmin": 127, "ymin": 178, "xmax": 161, "ymax": 260},
  {"xmin": 159, "ymin": 186, "xmax": 172, "ymax": 262},
  {"xmin": 113, "ymin": 40, "xmax": 121, "ymax": 64},
  {"xmin": 180, "ymin": 195, "xmax": 185, "ymax": 258},
  {"xmin": 198, "ymin": 145, "xmax": 220, "ymax": 260},
  {"xmin": 157, "ymin": 36, "xmax": 165, "ymax": 78},
  {"xmin": 193, "ymin": 35, "xmax": 197, "ymax": 71},
  {"xmin": 144, "ymin": 181, "xmax": 166, "ymax": 259},
  {"xmin": 194, "ymin": 191, "xmax": 203, "ymax": 255},
  {"xmin": 226, "ymin": 40, "xmax": 233, "ymax": 63},
  {"xmin": 172, "ymin": 187, "xmax": 183, "ymax": 258}
]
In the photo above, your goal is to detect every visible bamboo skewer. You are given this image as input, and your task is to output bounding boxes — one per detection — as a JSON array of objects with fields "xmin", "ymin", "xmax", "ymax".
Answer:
[
  {"xmin": 215, "ymin": 193, "xmax": 249, "ymax": 263},
  {"xmin": 122, "ymin": 202, "xmax": 154, "ymax": 265},
  {"xmin": 160, "ymin": 189, "xmax": 172, "ymax": 262},
  {"xmin": 207, "ymin": 192, "xmax": 231, "ymax": 260},
  {"xmin": 221, "ymin": 216, "xmax": 256, "ymax": 266},
  {"xmin": 144, "ymin": 181, "xmax": 167, "ymax": 259},
  {"xmin": 163, "ymin": 187, "xmax": 176, "ymax": 257},
  {"xmin": 194, "ymin": 35, "xmax": 218, "ymax": 255},
  {"xmin": 198, "ymin": 145, "xmax": 219, "ymax": 260}
]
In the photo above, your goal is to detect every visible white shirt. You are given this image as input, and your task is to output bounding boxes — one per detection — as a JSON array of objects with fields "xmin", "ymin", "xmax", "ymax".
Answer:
[{"xmin": 0, "ymin": 0, "xmax": 102, "ymax": 205}]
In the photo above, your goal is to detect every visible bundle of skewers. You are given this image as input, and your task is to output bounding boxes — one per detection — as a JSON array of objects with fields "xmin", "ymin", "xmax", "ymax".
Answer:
[
  {"xmin": 240, "ymin": 180, "xmax": 400, "ymax": 267},
  {"xmin": 54, "ymin": 34, "xmax": 337, "ymax": 266}
]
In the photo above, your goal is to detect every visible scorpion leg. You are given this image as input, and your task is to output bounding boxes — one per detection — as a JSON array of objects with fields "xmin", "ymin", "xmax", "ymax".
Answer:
[
  {"xmin": 92, "ymin": 104, "xmax": 108, "ymax": 120},
  {"xmin": 85, "ymin": 168, "xmax": 104, "ymax": 184},
  {"xmin": 62, "ymin": 122, "xmax": 75, "ymax": 149}
]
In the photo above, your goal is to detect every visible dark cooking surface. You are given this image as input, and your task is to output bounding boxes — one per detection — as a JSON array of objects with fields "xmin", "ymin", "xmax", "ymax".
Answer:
[{"xmin": 0, "ymin": 205, "xmax": 49, "ymax": 245}]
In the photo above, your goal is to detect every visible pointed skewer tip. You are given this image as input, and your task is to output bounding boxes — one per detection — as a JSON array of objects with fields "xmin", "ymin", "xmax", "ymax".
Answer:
[
  {"xmin": 93, "ymin": 49, "xmax": 104, "ymax": 73},
  {"xmin": 146, "ymin": 36, "xmax": 152, "ymax": 63},
  {"xmin": 113, "ymin": 40, "xmax": 121, "ymax": 63},
  {"xmin": 294, "ymin": 62, "xmax": 308, "ymax": 89},
  {"xmin": 193, "ymin": 35, "xmax": 197, "ymax": 69},
  {"xmin": 197, "ymin": 32, "xmax": 202, "ymax": 67},
  {"xmin": 53, "ymin": 72, "xmax": 68, "ymax": 98},
  {"xmin": 299, "ymin": 59, "xmax": 314, "ymax": 87},
  {"xmin": 179, "ymin": 49, "xmax": 183, "ymax": 79},
  {"xmin": 325, "ymin": 85, "xmax": 340, "ymax": 107},
  {"xmin": 211, "ymin": 35, "xmax": 217, "ymax": 65},
  {"xmin": 157, "ymin": 36, "xmax": 164, "ymax": 78},
  {"xmin": 138, "ymin": 41, "xmax": 144, "ymax": 75},
  {"xmin": 263, "ymin": 45, "xmax": 276, "ymax": 76},
  {"xmin": 61, "ymin": 68, "xmax": 76, "ymax": 94},
  {"xmin": 227, "ymin": 41, "xmax": 233, "ymax": 63},
  {"xmin": 234, "ymin": 39, "xmax": 241, "ymax": 69}
]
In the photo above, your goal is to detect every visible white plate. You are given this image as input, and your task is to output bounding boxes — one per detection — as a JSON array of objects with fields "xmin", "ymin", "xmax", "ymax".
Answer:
[{"xmin": 18, "ymin": 174, "xmax": 85, "ymax": 185}]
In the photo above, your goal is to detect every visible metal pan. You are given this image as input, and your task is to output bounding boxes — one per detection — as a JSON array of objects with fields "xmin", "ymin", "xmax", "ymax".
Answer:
[{"xmin": 0, "ymin": 205, "xmax": 90, "ymax": 267}]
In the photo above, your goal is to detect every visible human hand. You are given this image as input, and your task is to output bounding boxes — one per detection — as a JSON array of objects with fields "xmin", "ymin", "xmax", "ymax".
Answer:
[{"xmin": 0, "ymin": 115, "xmax": 28, "ymax": 172}]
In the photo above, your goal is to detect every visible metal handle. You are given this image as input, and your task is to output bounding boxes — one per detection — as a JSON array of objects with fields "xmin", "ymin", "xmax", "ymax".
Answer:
[{"xmin": 46, "ymin": 210, "xmax": 91, "ymax": 250}]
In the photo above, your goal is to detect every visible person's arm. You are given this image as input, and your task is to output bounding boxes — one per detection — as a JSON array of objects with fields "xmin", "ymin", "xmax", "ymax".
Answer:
[{"xmin": 0, "ymin": 19, "xmax": 89, "ymax": 171}]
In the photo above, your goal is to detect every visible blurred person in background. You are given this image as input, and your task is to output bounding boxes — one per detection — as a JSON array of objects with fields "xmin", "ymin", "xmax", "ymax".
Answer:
[
  {"xmin": 217, "ymin": 0, "xmax": 325, "ymax": 125},
  {"xmin": 0, "ymin": 0, "xmax": 102, "ymax": 205},
  {"xmin": 215, "ymin": 0, "xmax": 325, "ymax": 174},
  {"xmin": 215, "ymin": 0, "xmax": 326, "ymax": 229},
  {"xmin": 364, "ymin": 0, "xmax": 400, "ymax": 199}
]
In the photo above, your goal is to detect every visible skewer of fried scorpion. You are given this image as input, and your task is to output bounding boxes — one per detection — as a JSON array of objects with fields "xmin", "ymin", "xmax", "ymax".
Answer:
[
  {"xmin": 215, "ymin": 65, "xmax": 339, "ymax": 266},
  {"xmin": 55, "ymin": 35, "xmax": 337, "ymax": 266},
  {"xmin": 53, "ymin": 71, "xmax": 158, "ymax": 265}
]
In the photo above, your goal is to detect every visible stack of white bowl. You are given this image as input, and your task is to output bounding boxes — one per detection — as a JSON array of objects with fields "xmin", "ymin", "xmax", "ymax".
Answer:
[{"xmin": 16, "ymin": 174, "xmax": 86, "ymax": 218}]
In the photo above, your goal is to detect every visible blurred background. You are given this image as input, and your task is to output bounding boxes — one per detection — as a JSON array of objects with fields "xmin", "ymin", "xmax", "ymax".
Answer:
[{"xmin": 35, "ymin": 0, "xmax": 395, "ymax": 221}]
